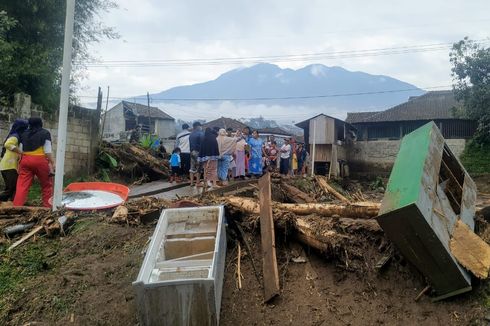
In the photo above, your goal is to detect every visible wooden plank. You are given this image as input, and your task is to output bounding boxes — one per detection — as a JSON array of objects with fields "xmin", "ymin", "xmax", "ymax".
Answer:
[
  {"xmin": 450, "ymin": 219, "xmax": 490, "ymax": 279},
  {"xmin": 7, "ymin": 225, "xmax": 44, "ymax": 251},
  {"xmin": 258, "ymin": 172, "xmax": 280, "ymax": 302}
]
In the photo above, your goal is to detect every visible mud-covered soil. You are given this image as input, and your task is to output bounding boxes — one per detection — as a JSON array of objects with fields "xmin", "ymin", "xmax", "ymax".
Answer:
[{"xmin": 0, "ymin": 175, "xmax": 489, "ymax": 325}]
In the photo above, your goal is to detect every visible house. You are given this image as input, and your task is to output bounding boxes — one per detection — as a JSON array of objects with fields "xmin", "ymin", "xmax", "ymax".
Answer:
[
  {"xmin": 345, "ymin": 90, "xmax": 477, "ymax": 175},
  {"xmin": 102, "ymin": 101, "xmax": 175, "ymax": 141},
  {"xmin": 257, "ymin": 127, "xmax": 292, "ymax": 143},
  {"xmin": 295, "ymin": 114, "xmax": 356, "ymax": 177},
  {"xmin": 202, "ymin": 117, "xmax": 247, "ymax": 131}
]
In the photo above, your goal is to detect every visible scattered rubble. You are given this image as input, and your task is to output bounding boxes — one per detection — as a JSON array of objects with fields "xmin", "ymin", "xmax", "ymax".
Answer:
[{"xmin": 99, "ymin": 141, "xmax": 170, "ymax": 181}]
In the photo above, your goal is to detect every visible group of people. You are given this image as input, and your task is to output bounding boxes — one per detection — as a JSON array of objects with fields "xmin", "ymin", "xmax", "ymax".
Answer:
[
  {"xmin": 0, "ymin": 117, "xmax": 55, "ymax": 207},
  {"xmin": 171, "ymin": 122, "xmax": 309, "ymax": 189}
]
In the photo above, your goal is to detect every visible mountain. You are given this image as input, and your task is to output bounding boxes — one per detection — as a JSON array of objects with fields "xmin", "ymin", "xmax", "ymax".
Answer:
[{"xmin": 147, "ymin": 63, "xmax": 424, "ymax": 110}]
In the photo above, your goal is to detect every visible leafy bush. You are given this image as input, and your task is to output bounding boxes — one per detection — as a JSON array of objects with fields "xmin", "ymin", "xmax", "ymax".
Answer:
[{"xmin": 461, "ymin": 141, "xmax": 490, "ymax": 174}]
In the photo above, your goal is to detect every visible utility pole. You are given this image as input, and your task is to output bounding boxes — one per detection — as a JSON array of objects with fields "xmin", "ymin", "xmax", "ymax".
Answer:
[
  {"xmin": 52, "ymin": 0, "xmax": 76, "ymax": 211},
  {"xmin": 99, "ymin": 86, "xmax": 110, "ymax": 141},
  {"xmin": 147, "ymin": 91, "xmax": 153, "ymax": 134}
]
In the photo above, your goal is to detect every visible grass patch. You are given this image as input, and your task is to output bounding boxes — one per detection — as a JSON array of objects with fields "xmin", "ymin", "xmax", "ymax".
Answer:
[
  {"xmin": 0, "ymin": 239, "xmax": 60, "ymax": 321},
  {"xmin": 70, "ymin": 219, "xmax": 98, "ymax": 235},
  {"xmin": 461, "ymin": 142, "xmax": 490, "ymax": 175}
]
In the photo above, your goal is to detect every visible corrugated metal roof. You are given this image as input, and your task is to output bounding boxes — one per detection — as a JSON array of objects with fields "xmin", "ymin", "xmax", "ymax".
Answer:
[
  {"xmin": 257, "ymin": 127, "xmax": 292, "ymax": 136},
  {"xmin": 347, "ymin": 91, "xmax": 464, "ymax": 123},
  {"xmin": 345, "ymin": 111, "xmax": 378, "ymax": 124},
  {"xmin": 202, "ymin": 117, "xmax": 247, "ymax": 131},
  {"xmin": 119, "ymin": 101, "xmax": 174, "ymax": 120}
]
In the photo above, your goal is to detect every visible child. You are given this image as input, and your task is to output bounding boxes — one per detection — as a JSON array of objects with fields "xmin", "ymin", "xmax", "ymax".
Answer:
[
  {"xmin": 267, "ymin": 141, "xmax": 278, "ymax": 172},
  {"xmin": 169, "ymin": 147, "xmax": 181, "ymax": 183}
]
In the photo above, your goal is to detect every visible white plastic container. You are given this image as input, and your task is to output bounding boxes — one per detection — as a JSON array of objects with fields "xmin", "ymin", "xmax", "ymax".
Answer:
[{"xmin": 133, "ymin": 206, "xmax": 226, "ymax": 326}]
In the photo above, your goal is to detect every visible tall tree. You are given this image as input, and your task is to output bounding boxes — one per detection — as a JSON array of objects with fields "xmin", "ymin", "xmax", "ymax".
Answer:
[
  {"xmin": 0, "ymin": 1, "xmax": 118, "ymax": 110},
  {"xmin": 450, "ymin": 38, "xmax": 490, "ymax": 145}
]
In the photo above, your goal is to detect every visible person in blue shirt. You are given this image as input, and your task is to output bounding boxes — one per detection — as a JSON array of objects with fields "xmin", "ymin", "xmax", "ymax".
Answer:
[{"xmin": 169, "ymin": 147, "xmax": 181, "ymax": 183}]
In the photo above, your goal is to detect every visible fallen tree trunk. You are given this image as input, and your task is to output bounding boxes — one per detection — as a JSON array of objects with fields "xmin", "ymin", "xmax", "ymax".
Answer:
[
  {"xmin": 281, "ymin": 182, "xmax": 315, "ymax": 203},
  {"xmin": 293, "ymin": 215, "xmax": 382, "ymax": 253},
  {"xmin": 226, "ymin": 196, "xmax": 380, "ymax": 219},
  {"xmin": 315, "ymin": 176, "xmax": 350, "ymax": 203},
  {"xmin": 0, "ymin": 206, "xmax": 50, "ymax": 215}
]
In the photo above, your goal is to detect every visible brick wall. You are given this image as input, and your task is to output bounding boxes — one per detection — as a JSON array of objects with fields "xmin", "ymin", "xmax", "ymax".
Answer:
[
  {"xmin": 346, "ymin": 138, "xmax": 467, "ymax": 176},
  {"xmin": 0, "ymin": 94, "xmax": 100, "ymax": 176}
]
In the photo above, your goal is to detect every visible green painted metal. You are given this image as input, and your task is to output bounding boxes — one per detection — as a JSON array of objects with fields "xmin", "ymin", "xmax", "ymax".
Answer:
[
  {"xmin": 377, "ymin": 121, "xmax": 475, "ymax": 300},
  {"xmin": 380, "ymin": 122, "xmax": 432, "ymax": 213}
]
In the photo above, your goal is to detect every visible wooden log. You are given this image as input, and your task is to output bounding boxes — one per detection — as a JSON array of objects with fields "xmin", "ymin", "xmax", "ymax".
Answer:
[
  {"xmin": 315, "ymin": 176, "xmax": 350, "ymax": 203},
  {"xmin": 225, "ymin": 196, "xmax": 380, "ymax": 219},
  {"xmin": 258, "ymin": 173, "xmax": 280, "ymax": 302},
  {"xmin": 0, "ymin": 206, "xmax": 50, "ymax": 218},
  {"xmin": 288, "ymin": 216, "xmax": 382, "ymax": 255},
  {"xmin": 280, "ymin": 182, "xmax": 315, "ymax": 203}
]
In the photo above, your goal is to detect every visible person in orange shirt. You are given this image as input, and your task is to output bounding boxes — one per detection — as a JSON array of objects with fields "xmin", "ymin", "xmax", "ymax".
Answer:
[{"xmin": 13, "ymin": 117, "xmax": 55, "ymax": 207}]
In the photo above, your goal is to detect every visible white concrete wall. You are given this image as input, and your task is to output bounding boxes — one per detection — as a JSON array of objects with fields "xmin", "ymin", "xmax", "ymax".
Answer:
[
  {"xmin": 155, "ymin": 119, "xmax": 176, "ymax": 139},
  {"xmin": 102, "ymin": 104, "xmax": 125, "ymax": 141}
]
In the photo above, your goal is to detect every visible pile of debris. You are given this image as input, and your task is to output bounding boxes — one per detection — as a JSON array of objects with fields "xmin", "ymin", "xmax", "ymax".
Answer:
[{"xmin": 99, "ymin": 141, "xmax": 170, "ymax": 181}]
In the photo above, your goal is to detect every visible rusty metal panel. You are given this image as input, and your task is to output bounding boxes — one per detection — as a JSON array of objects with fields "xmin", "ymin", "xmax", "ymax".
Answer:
[{"xmin": 377, "ymin": 122, "xmax": 476, "ymax": 300}]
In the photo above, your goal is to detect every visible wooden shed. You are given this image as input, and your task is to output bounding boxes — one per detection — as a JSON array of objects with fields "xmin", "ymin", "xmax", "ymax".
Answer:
[{"xmin": 296, "ymin": 114, "xmax": 355, "ymax": 177}]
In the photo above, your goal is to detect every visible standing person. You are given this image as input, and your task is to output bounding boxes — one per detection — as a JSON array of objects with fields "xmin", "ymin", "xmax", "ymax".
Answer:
[
  {"xmin": 289, "ymin": 137, "xmax": 297, "ymax": 176},
  {"xmin": 0, "ymin": 119, "xmax": 28, "ymax": 201},
  {"xmin": 175, "ymin": 123, "xmax": 191, "ymax": 179},
  {"xmin": 189, "ymin": 121, "xmax": 204, "ymax": 187},
  {"xmin": 13, "ymin": 117, "xmax": 55, "ymax": 207},
  {"xmin": 267, "ymin": 141, "xmax": 278, "ymax": 172},
  {"xmin": 248, "ymin": 130, "xmax": 264, "ymax": 177},
  {"xmin": 216, "ymin": 129, "xmax": 236, "ymax": 186},
  {"xmin": 280, "ymin": 138, "xmax": 292, "ymax": 176},
  {"xmin": 199, "ymin": 128, "xmax": 220, "ymax": 189},
  {"xmin": 169, "ymin": 148, "xmax": 181, "ymax": 183},
  {"xmin": 234, "ymin": 130, "xmax": 247, "ymax": 180},
  {"xmin": 297, "ymin": 143, "xmax": 308, "ymax": 176}
]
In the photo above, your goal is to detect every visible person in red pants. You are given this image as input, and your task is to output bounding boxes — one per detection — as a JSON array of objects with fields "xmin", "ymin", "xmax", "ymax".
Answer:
[{"xmin": 13, "ymin": 117, "xmax": 55, "ymax": 207}]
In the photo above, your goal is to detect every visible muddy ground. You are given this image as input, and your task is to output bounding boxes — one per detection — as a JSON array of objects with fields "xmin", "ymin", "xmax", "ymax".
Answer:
[{"xmin": 0, "ymin": 176, "xmax": 489, "ymax": 325}]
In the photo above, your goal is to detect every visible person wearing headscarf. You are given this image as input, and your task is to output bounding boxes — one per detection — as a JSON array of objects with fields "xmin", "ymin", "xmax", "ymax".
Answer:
[
  {"xmin": 198, "ymin": 128, "xmax": 220, "ymax": 189},
  {"xmin": 216, "ymin": 128, "xmax": 236, "ymax": 186},
  {"xmin": 234, "ymin": 130, "xmax": 247, "ymax": 179},
  {"xmin": 13, "ymin": 117, "xmax": 55, "ymax": 207},
  {"xmin": 0, "ymin": 119, "xmax": 28, "ymax": 201},
  {"xmin": 248, "ymin": 130, "xmax": 265, "ymax": 177}
]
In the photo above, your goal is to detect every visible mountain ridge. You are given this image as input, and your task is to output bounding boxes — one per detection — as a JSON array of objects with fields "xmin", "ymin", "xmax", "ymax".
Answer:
[{"xmin": 143, "ymin": 63, "xmax": 424, "ymax": 110}]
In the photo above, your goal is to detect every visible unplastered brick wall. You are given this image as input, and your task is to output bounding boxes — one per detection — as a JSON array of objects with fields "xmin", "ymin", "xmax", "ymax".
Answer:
[
  {"xmin": 346, "ymin": 138, "xmax": 467, "ymax": 176},
  {"xmin": 0, "ymin": 97, "xmax": 100, "ymax": 176}
]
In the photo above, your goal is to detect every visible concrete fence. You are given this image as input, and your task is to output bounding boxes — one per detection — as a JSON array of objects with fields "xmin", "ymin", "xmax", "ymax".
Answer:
[
  {"xmin": 0, "ymin": 93, "xmax": 101, "ymax": 177},
  {"xmin": 346, "ymin": 138, "xmax": 467, "ymax": 177}
]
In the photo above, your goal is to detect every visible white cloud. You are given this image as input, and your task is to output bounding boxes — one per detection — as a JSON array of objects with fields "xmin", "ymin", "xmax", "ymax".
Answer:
[{"xmin": 79, "ymin": 0, "xmax": 490, "ymax": 121}]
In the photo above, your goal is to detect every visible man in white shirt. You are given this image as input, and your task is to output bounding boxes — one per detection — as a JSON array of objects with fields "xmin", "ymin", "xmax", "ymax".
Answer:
[
  {"xmin": 279, "ymin": 138, "xmax": 291, "ymax": 175},
  {"xmin": 175, "ymin": 124, "xmax": 191, "ymax": 177}
]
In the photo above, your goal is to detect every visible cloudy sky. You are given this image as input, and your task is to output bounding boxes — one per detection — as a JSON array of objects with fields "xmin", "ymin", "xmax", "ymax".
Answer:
[{"xmin": 79, "ymin": 0, "xmax": 490, "ymax": 122}]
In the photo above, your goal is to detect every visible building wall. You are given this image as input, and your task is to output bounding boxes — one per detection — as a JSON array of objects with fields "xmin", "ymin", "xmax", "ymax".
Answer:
[
  {"xmin": 309, "ymin": 115, "xmax": 335, "ymax": 144},
  {"xmin": 0, "ymin": 100, "xmax": 100, "ymax": 177},
  {"xmin": 102, "ymin": 104, "xmax": 125, "ymax": 141},
  {"xmin": 155, "ymin": 119, "xmax": 176, "ymax": 139},
  {"xmin": 347, "ymin": 138, "xmax": 467, "ymax": 176}
]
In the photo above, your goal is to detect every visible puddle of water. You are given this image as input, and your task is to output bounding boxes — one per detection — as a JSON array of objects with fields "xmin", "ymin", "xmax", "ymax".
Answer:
[{"xmin": 62, "ymin": 190, "xmax": 124, "ymax": 210}]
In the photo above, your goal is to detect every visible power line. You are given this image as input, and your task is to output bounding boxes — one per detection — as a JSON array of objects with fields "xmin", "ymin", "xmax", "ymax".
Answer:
[
  {"xmin": 79, "ymin": 39, "xmax": 490, "ymax": 68},
  {"xmin": 78, "ymin": 84, "xmax": 450, "ymax": 102}
]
